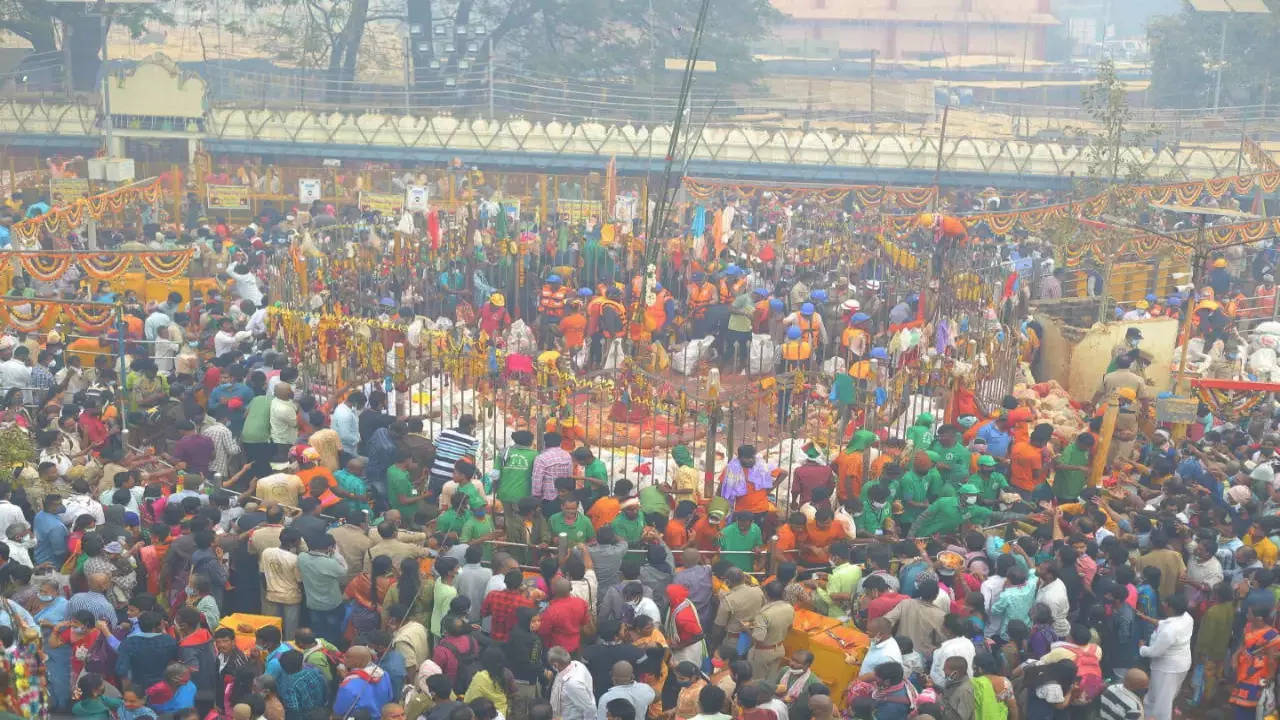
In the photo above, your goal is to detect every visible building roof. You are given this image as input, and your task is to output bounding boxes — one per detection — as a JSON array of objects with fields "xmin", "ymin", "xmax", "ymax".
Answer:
[{"xmin": 772, "ymin": 0, "xmax": 1060, "ymax": 25}]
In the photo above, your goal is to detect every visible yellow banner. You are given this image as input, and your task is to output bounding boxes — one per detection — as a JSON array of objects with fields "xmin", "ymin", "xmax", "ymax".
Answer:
[
  {"xmin": 48, "ymin": 178, "xmax": 90, "ymax": 205},
  {"xmin": 556, "ymin": 199, "xmax": 602, "ymax": 225},
  {"xmin": 206, "ymin": 184, "xmax": 251, "ymax": 211},
  {"xmin": 360, "ymin": 191, "xmax": 403, "ymax": 216}
]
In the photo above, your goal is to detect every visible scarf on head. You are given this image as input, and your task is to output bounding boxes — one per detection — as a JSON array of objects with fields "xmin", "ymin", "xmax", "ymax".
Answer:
[{"xmin": 672, "ymin": 445, "xmax": 694, "ymax": 468}]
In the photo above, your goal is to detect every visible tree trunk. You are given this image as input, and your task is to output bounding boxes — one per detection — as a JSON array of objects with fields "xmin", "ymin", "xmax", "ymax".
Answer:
[
  {"xmin": 338, "ymin": 0, "xmax": 369, "ymax": 84},
  {"xmin": 65, "ymin": 14, "xmax": 103, "ymax": 92}
]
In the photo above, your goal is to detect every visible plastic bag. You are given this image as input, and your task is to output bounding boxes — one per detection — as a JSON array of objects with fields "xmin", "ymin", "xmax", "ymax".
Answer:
[
  {"xmin": 748, "ymin": 334, "xmax": 778, "ymax": 375},
  {"xmin": 1249, "ymin": 347, "xmax": 1277, "ymax": 375},
  {"xmin": 673, "ymin": 336, "xmax": 716, "ymax": 375},
  {"xmin": 602, "ymin": 338, "xmax": 627, "ymax": 370},
  {"xmin": 505, "ymin": 319, "xmax": 537, "ymax": 356},
  {"xmin": 822, "ymin": 356, "xmax": 847, "ymax": 376}
]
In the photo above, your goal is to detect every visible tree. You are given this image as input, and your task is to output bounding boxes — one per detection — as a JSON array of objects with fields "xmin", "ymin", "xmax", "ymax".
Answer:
[
  {"xmin": 0, "ymin": 0, "xmax": 171, "ymax": 91},
  {"xmin": 203, "ymin": 0, "xmax": 779, "ymax": 90},
  {"xmin": 1148, "ymin": 1, "xmax": 1280, "ymax": 109},
  {"xmin": 1071, "ymin": 58, "xmax": 1152, "ymax": 191}
]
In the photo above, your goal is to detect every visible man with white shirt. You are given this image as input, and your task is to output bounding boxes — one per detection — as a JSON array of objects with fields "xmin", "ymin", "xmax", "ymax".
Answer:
[
  {"xmin": 60, "ymin": 478, "xmax": 105, "ymax": 527},
  {"xmin": 596, "ymin": 661, "xmax": 654, "ymax": 720},
  {"xmin": 0, "ymin": 484, "xmax": 26, "ymax": 540},
  {"xmin": 929, "ymin": 614, "xmax": 976, "ymax": 687},
  {"xmin": 550, "ymin": 646, "xmax": 595, "ymax": 720},
  {"xmin": 0, "ymin": 344, "xmax": 30, "ymax": 396},
  {"xmin": 227, "ymin": 262, "xmax": 264, "ymax": 306},
  {"xmin": 1035, "ymin": 561, "xmax": 1071, "ymax": 638},
  {"xmin": 1138, "ymin": 594, "xmax": 1192, "ymax": 720},
  {"xmin": 213, "ymin": 318, "xmax": 239, "ymax": 357},
  {"xmin": 858, "ymin": 617, "xmax": 903, "ymax": 676},
  {"xmin": 331, "ymin": 391, "xmax": 364, "ymax": 461}
]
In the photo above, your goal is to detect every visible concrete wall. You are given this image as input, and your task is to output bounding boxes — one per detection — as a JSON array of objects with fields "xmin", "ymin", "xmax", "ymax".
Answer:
[
  {"xmin": 1031, "ymin": 312, "xmax": 1076, "ymax": 389},
  {"xmin": 1065, "ymin": 317, "xmax": 1179, "ymax": 397}
]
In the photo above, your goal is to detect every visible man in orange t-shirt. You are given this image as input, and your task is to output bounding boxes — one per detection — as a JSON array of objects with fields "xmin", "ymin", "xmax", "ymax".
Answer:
[
  {"xmin": 802, "ymin": 509, "xmax": 846, "ymax": 565},
  {"xmin": 559, "ymin": 302, "xmax": 588, "ymax": 350},
  {"xmin": 834, "ymin": 430, "xmax": 877, "ymax": 504},
  {"xmin": 691, "ymin": 508, "xmax": 725, "ymax": 552},
  {"xmin": 773, "ymin": 512, "xmax": 809, "ymax": 566},
  {"xmin": 1009, "ymin": 424, "xmax": 1052, "ymax": 493}
]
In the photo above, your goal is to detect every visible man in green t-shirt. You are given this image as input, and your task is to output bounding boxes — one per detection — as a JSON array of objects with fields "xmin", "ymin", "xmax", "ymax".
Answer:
[
  {"xmin": 460, "ymin": 505, "xmax": 498, "ymax": 561},
  {"xmin": 573, "ymin": 447, "xmax": 610, "ymax": 507},
  {"xmin": 546, "ymin": 497, "xmax": 595, "ymax": 545},
  {"xmin": 930, "ymin": 424, "xmax": 972, "ymax": 489},
  {"xmin": 896, "ymin": 454, "xmax": 932, "ymax": 526},
  {"xmin": 718, "ymin": 511, "xmax": 763, "ymax": 572},
  {"xmin": 386, "ymin": 452, "xmax": 424, "ymax": 520},
  {"xmin": 496, "ymin": 430, "xmax": 537, "ymax": 532},
  {"xmin": 971, "ymin": 454, "xmax": 1010, "ymax": 503},
  {"xmin": 1053, "ymin": 433, "xmax": 1094, "ymax": 501},
  {"xmin": 611, "ymin": 497, "xmax": 646, "ymax": 545},
  {"xmin": 904, "ymin": 412, "xmax": 935, "ymax": 452}
]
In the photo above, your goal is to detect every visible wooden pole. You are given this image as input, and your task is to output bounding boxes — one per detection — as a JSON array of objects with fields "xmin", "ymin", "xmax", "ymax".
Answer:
[
  {"xmin": 1170, "ymin": 239, "xmax": 1203, "ymax": 443},
  {"xmin": 1089, "ymin": 392, "xmax": 1119, "ymax": 488}
]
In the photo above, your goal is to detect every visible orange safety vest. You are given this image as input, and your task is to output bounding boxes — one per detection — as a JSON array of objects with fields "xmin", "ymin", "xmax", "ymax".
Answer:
[
  {"xmin": 795, "ymin": 314, "xmax": 821, "ymax": 346},
  {"xmin": 719, "ymin": 277, "xmax": 746, "ymax": 304},
  {"xmin": 644, "ymin": 290, "xmax": 670, "ymax": 332},
  {"xmin": 841, "ymin": 326, "xmax": 869, "ymax": 353},
  {"xmin": 586, "ymin": 296, "xmax": 607, "ymax": 335},
  {"xmin": 689, "ymin": 282, "xmax": 716, "ymax": 318},
  {"xmin": 782, "ymin": 340, "xmax": 812, "ymax": 362},
  {"xmin": 539, "ymin": 285, "xmax": 567, "ymax": 318}
]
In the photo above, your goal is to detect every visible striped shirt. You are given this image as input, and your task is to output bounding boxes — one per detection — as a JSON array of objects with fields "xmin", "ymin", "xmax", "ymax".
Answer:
[
  {"xmin": 202, "ymin": 420, "xmax": 241, "ymax": 477},
  {"xmin": 429, "ymin": 427, "xmax": 478, "ymax": 490},
  {"xmin": 1099, "ymin": 684, "xmax": 1143, "ymax": 720}
]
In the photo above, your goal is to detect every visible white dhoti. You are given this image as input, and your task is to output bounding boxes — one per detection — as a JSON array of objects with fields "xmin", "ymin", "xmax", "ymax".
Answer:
[{"xmin": 1146, "ymin": 668, "xmax": 1187, "ymax": 720}]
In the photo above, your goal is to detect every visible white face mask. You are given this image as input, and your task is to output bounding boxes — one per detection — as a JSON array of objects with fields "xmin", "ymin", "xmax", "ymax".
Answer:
[
  {"xmin": 965, "ymin": 496, "xmax": 978, "ymax": 505},
  {"xmin": 871, "ymin": 502, "xmax": 886, "ymax": 510}
]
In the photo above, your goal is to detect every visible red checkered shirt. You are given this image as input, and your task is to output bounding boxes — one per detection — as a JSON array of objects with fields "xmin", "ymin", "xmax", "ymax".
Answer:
[{"xmin": 482, "ymin": 588, "xmax": 536, "ymax": 641}]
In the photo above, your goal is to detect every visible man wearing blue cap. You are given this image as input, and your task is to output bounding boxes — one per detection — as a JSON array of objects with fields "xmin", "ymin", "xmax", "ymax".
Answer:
[
  {"xmin": 842, "ymin": 312, "xmax": 872, "ymax": 362},
  {"xmin": 784, "ymin": 302, "xmax": 828, "ymax": 358},
  {"xmin": 719, "ymin": 265, "xmax": 747, "ymax": 304}
]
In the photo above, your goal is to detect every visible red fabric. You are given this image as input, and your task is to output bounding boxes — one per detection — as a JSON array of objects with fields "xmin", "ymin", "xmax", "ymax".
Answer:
[
  {"xmin": 866, "ymin": 592, "xmax": 908, "ymax": 621},
  {"xmin": 537, "ymin": 595, "xmax": 589, "ymax": 653},
  {"xmin": 481, "ymin": 589, "xmax": 535, "ymax": 642},
  {"xmin": 428, "ymin": 211, "xmax": 441, "ymax": 250}
]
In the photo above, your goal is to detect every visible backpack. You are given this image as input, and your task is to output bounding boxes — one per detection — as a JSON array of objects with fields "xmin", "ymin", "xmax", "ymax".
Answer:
[
  {"xmin": 437, "ymin": 635, "xmax": 480, "ymax": 690},
  {"xmin": 84, "ymin": 630, "xmax": 116, "ymax": 677},
  {"xmin": 299, "ymin": 642, "xmax": 344, "ymax": 682}
]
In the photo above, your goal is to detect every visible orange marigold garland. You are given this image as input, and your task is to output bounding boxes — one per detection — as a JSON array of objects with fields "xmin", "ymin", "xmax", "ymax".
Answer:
[
  {"xmin": 136, "ymin": 250, "xmax": 195, "ymax": 279},
  {"xmin": 0, "ymin": 301, "xmax": 50, "ymax": 333},
  {"xmin": 77, "ymin": 253, "xmax": 136, "ymax": 280},
  {"xmin": 17, "ymin": 255, "xmax": 74, "ymax": 283}
]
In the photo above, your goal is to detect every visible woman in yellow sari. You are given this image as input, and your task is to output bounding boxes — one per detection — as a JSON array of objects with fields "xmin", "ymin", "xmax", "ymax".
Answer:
[{"xmin": 628, "ymin": 613, "xmax": 670, "ymax": 719}]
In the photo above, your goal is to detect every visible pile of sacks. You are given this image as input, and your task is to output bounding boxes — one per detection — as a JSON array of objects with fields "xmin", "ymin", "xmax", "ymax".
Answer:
[{"xmin": 1011, "ymin": 380, "xmax": 1088, "ymax": 448}]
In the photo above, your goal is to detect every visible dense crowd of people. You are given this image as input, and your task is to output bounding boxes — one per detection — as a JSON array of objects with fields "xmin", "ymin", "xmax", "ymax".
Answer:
[{"xmin": 0, "ymin": 170, "xmax": 1277, "ymax": 720}]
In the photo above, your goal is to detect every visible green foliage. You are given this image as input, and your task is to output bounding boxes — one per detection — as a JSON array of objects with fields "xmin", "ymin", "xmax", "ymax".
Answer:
[
  {"xmin": 491, "ymin": 0, "xmax": 781, "ymax": 84},
  {"xmin": 0, "ymin": 424, "xmax": 34, "ymax": 471},
  {"xmin": 1148, "ymin": 2, "xmax": 1280, "ymax": 108}
]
